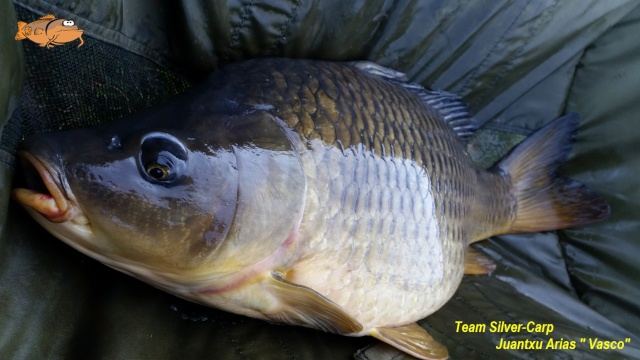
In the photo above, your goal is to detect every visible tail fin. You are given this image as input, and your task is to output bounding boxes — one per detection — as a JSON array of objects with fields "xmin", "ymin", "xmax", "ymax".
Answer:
[
  {"xmin": 494, "ymin": 113, "xmax": 610, "ymax": 233},
  {"xmin": 15, "ymin": 21, "xmax": 27, "ymax": 40}
]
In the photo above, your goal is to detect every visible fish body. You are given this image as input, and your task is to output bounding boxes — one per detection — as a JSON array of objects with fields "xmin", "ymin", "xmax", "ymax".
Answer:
[
  {"xmin": 12, "ymin": 58, "xmax": 609, "ymax": 359},
  {"xmin": 15, "ymin": 14, "xmax": 84, "ymax": 48}
]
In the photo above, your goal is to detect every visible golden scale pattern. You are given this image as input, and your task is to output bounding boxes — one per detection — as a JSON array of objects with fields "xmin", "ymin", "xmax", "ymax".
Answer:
[{"xmin": 228, "ymin": 59, "xmax": 512, "ymax": 323}]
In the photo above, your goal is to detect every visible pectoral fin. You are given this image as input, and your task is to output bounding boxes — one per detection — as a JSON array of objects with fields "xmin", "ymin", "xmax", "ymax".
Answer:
[
  {"xmin": 372, "ymin": 323, "xmax": 448, "ymax": 360},
  {"xmin": 264, "ymin": 272, "xmax": 363, "ymax": 334},
  {"xmin": 464, "ymin": 247, "xmax": 496, "ymax": 275}
]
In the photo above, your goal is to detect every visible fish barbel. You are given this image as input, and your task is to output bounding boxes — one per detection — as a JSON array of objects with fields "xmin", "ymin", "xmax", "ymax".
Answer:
[{"xmin": 12, "ymin": 58, "xmax": 609, "ymax": 359}]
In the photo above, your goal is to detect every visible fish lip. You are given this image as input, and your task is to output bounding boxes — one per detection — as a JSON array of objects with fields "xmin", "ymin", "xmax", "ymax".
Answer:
[{"xmin": 12, "ymin": 150, "xmax": 76, "ymax": 223}]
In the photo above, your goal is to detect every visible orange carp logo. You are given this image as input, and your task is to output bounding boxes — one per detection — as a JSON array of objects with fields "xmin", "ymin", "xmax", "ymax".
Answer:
[{"xmin": 15, "ymin": 14, "xmax": 84, "ymax": 49}]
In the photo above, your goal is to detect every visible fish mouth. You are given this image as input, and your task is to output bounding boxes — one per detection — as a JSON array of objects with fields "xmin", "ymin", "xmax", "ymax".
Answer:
[{"xmin": 12, "ymin": 151, "xmax": 81, "ymax": 224}]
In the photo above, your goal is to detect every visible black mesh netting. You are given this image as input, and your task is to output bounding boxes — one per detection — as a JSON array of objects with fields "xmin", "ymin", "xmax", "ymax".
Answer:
[{"xmin": 0, "ymin": 6, "xmax": 194, "ymax": 157}]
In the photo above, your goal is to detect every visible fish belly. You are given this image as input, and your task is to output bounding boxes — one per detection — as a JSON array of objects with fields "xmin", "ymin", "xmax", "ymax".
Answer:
[{"xmin": 289, "ymin": 139, "xmax": 466, "ymax": 332}]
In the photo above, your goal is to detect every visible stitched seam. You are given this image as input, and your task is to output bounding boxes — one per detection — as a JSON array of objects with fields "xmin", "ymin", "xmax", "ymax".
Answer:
[
  {"xmin": 557, "ymin": 232, "xmax": 582, "ymax": 297},
  {"xmin": 218, "ymin": 320, "xmax": 248, "ymax": 360},
  {"xmin": 273, "ymin": 333, "xmax": 297, "ymax": 360},
  {"xmin": 459, "ymin": 0, "xmax": 531, "ymax": 95},
  {"xmin": 478, "ymin": 0, "xmax": 560, "ymax": 106},
  {"xmin": 225, "ymin": 0, "xmax": 255, "ymax": 62},
  {"xmin": 270, "ymin": 0, "xmax": 301, "ymax": 55},
  {"xmin": 0, "ymin": 156, "xmax": 15, "ymax": 169},
  {"xmin": 354, "ymin": 344, "xmax": 374, "ymax": 360}
]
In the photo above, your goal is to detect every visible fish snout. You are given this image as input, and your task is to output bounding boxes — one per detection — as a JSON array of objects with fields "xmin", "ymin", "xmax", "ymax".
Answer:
[{"xmin": 12, "ymin": 150, "xmax": 75, "ymax": 223}]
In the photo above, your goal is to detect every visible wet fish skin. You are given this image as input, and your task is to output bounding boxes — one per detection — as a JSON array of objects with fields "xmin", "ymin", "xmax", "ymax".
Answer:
[
  {"xmin": 12, "ymin": 58, "xmax": 609, "ymax": 360},
  {"xmin": 16, "ymin": 99, "xmax": 304, "ymax": 278},
  {"xmin": 220, "ymin": 60, "xmax": 513, "ymax": 325}
]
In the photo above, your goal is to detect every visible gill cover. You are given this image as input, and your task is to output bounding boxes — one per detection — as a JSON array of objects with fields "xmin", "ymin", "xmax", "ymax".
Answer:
[{"xmin": 203, "ymin": 110, "xmax": 308, "ymax": 273}]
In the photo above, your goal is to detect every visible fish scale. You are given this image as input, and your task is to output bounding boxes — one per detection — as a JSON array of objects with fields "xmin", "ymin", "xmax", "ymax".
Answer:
[
  {"xmin": 233, "ymin": 60, "xmax": 475, "ymax": 328},
  {"xmin": 262, "ymin": 64, "xmax": 461, "ymax": 319},
  {"xmin": 12, "ymin": 58, "xmax": 610, "ymax": 359},
  {"xmin": 236, "ymin": 62, "xmax": 478, "ymax": 231}
]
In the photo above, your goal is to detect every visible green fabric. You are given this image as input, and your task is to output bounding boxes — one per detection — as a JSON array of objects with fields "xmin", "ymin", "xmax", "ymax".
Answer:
[
  {"xmin": 0, "ymin": 0, "xmax": 24, "ymax": 231},
  {"xmin": 3, "ymin": 0, "xmax": 640, "ymax": 359},
  {"xmin": 564, "ymin": 4, "xmax": 640, "ymax": 335}
]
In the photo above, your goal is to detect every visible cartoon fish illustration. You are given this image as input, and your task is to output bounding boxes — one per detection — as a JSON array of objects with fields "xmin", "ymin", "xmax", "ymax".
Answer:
[
  {"xmin": 15, "ymin": 14, "xmax": 84, "ymax": 48},
  {"xmin": 12, "ymin": 59, "xmax": 609, "ymax": 359}
]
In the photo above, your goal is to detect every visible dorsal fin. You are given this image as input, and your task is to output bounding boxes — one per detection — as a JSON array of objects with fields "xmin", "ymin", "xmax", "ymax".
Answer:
[
  {"xmin": 416, "ymin": 89, "xmax": 477, "ymax": 139},
  {"xmin": 349, "ymin": 61, "xmax": 477, "ymax": 140},
  {"xmin": 348, "ymin": 61, "xmax": 408, "ymax": 82},
  {"xmin": 31, "ymin": 14, "xmax": 57, "ymax": 25}
]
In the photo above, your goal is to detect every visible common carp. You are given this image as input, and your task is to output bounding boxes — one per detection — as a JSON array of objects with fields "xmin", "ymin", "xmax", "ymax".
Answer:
[{"xmin": 12, "ymin": 58, "xmax": 609, "ymax": 359}]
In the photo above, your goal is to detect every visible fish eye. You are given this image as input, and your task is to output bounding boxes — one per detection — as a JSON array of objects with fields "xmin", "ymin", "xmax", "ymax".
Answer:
[
  {"xmin": 138, "ymin": 133, "xmax": 188, "ymax": 185},
  {"xmin": 146, "ymin": 161, "xmax": 171, "ymax": 181},
  {"xmin": 63, "ymin": 20, "xmax": 75, "ymax": 26}
]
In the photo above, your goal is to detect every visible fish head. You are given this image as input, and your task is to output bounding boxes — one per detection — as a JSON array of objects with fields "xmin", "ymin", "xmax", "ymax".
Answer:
[
  {"xmin": 46, "ymin": 19, "xmax": 83, "ymax": 43},
  {"xmin": 12, "ymin": 89, "xmax": 307, "ymax": 295},
  {"xmin": 46, "ymin": 18, "xmax": 79, "ymax": 32}
]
